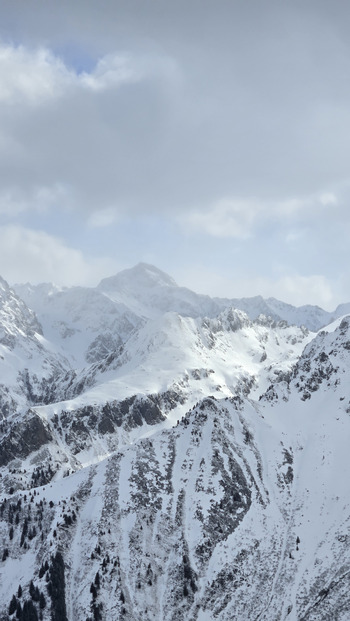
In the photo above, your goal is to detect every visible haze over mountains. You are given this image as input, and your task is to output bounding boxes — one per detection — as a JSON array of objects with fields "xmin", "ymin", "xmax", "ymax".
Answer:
[{"xmin": 0, "ymin": 263, "xmax": 349, "ymax": 620}]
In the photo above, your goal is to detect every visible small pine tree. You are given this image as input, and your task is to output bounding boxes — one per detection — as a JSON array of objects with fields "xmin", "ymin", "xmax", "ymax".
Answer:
[
  {"xmin": 90, "ymin": 583, "xmax": 97, "ymax": 599},
  {"xmin": 39, "ymin": 592, "xmax": 46, "ymax": 609},
  {"xmin": 39, "ymin": 564, "xmax": 45, "ymax": 579},
  {"xmin": 17, "ymin": 584, "xmax": 22, "ymax": 598},
  {"xmin": 49, "ymin": 551, "xmax": 68, "ymax": 621},
  {"xmin": 8, "ymin": 594, "xmax": 17, "ymax": 615},
  {"xmin": 22, "ymin": 599, "xmax": 38, "ymax": 620},
  {"xmin": 29, "ymin": 580, "xmax": 35, "ymax": 598}
]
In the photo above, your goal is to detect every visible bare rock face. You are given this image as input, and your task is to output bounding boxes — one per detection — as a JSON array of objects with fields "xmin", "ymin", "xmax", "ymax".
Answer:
[
  {"xmin": 0, "ymin": 276, "xmax": 43, "ymax": 346},
  {"xmin": 0, "ymin": 413, "xmax": 52, "ymax": 467}
]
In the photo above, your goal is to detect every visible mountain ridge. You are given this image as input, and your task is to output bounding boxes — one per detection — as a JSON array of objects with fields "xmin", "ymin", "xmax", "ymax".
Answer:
[{"xmin": 14, "ymin": 262, "xmax": 345, "ymax": 333}]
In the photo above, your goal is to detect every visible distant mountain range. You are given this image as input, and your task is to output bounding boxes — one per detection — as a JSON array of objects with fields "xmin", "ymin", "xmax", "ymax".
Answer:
[
  {"xmin": 13, "ymin": 262, "xmax": 346, "ymax": 366},
  {"xmin": 0, "ymin": 263, "xmax": 349, "ymax": 620}
]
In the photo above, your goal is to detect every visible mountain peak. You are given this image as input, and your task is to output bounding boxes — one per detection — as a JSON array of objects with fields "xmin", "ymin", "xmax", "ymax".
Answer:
[{"xmin": 98, "ymin": 262, "xmax": 178, "ymax": 292}]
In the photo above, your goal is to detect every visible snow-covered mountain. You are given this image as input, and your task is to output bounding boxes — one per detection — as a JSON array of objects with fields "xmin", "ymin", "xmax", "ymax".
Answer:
[
  {"xmin": 97, "ymin": 263, "xmax": 340, "ymax": 330},
  {"xmin": 14, "ymin": 281, "xmax": 143, "ymax": 367},
  {"xmin": 14, "ymin": 263, "xmax": 341, "ymax": 349},
  {"xmin": 213, "ymin": 294, "xmax": 336, "ymax": 332},
  {"xmin": 0, "ymin": 264, "xmax": 349, "ymax": 620},
  {"xmin": 0, "ymin": 278, "xmax": 71, "ymax": 418},
  {"xmin": 97, "ymin": 263, "xmax": 222, "ymax": 320}
]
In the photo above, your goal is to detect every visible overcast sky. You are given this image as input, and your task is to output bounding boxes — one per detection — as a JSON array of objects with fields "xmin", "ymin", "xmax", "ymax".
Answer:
[{"xmin": 0, "ymin": 0, "xmax": 349, "ymax": 309}]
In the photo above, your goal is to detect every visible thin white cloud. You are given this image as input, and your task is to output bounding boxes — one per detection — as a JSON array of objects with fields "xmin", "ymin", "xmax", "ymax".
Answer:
[
  {"xmin": 79, "ymin": 53, "xmax": 137, "ymax": 91},
  {"xmin": 178, "ymin": 265, "xmax": 335, "ymax": 309},
  {"xmin": 182, "ymin": 192, "xmax": 338, "ymax": 239},
  {"xmin": 0, "ymin": 45, "xmax": 72, "ymax": 104},
  {"xmin": 0, "ymin": 43, "xmax": 179, "ymax": 106},
  {"xmin": 285, "ymin": 229, "xmax": 306, "ymax": 244},
  {"xmin": 0, "ymin": 226, "xmax": 117, "ymax": 286},
  {"xmin": 80, "ymin": 52, "xmax": 180, "ymax": 92},
  {"xmin": 184, "ymin": 199, "xmax": 257, "ymax": 239},
  {"xmin": 319, "ymin": 192, "xmax": 337, "ymax": 206},
  {"xmin": 87, "ymin": 208, "xmax": 120, "ymax": 228},
  {"xmin": 0, "ymin": 184, "xmax": 71, "ymax": 216},
  {"xmin": 0, "ymin": 44, "xmax": 137, "ymax": 105},
  {"xmin": 254, "ymin": 274, "xmax": 334, "ymax": 309}
]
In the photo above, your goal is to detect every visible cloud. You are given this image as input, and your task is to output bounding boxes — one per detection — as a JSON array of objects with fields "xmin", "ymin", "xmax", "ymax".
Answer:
[
  {"xmin": 79, "ymin": 53, "xmax": 138, "ymax": 92},
  {"xmin": 0, "ymin": 44, "xmax": 163, "ymax": 105},
  {"xmin": 255, "ymin": 274, "xmax": 335, "ymax": 309},
  {"xmin": 0, "ymin": 20, "xmax": 349, "ymax": 223},
  {"xmin": 87, "ymin": 208, "xmax": 120, "ymax": 228},
  {"xmin": 0, "ymin": 226, "xmax": 117, "ymax": 286},
  {"xmin": 0, "ymin": 41, "xmax": 185, "ymax": 216},
  {"xmin": 2, "ymin": 225, "xmax": 337, "ymax": 309},
  {"xmin": 319, "ymin": 193, "xmax": 338, "ymax": 206},
  {"xmin": 0, "ymin": 45, "xmax": 72, "ymax": 104},
  {"xmin": 79, "ymin": 52, "xmax": 180, "ymax": 92},
  {"xmin": 178, "ymin": 265, "xmax": 336, "ymax": 309},
  {"xmin": 182, "ymin": 192, "xmax": 338, "ymax": 239},
  {"xmin": 184, "ymin": 199, "xmax": 257, "ymax": 239},
  {"xmin": 0, "ymin": 184, "xmax": 71, "ymax": 216},
  {"xmin": 0, "ymin": 3, "xmax": 349, "ymax": 305}
]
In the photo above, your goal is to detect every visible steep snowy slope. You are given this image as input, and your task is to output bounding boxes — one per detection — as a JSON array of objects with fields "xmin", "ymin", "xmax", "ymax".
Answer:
[
  {"xmin": 250, "ymin": 315, "xmax": 350, "ymax": 620},
  {"xmin": 334, "ymin": 301, "xmax": 350, "ymax": 317},
  {"xmin": 54, "ymin": 308, "xmax": 310, "ymax": 417},
  {"xmin": 1, "ymin": 316, "xmax": 350, "ymax": 620},
  {"xmin": 215, "ymin": 294, "xmax": 335, "ymax": 331},
  {"xmin": 14, "ymin": 282, "xmax": 143, "ymax": 366},
  {"xmin": 0, "ymin": 278, "xmax": 71, "ymax": 418}
]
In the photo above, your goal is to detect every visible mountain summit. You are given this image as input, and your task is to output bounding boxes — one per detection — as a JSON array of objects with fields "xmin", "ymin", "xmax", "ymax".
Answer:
[
  {"xmin": 98, "ymin": 262, "xmax": 178, "ymax": 292},
  {"xmin": 98, "ymin": 262, "xmax": 220, "ymax": 319}
]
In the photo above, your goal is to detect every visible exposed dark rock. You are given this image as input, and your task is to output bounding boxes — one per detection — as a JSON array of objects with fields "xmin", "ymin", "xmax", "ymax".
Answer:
[{"xmin": 0, "ymin": 414, "xmax": 52, "ymax": 467}]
